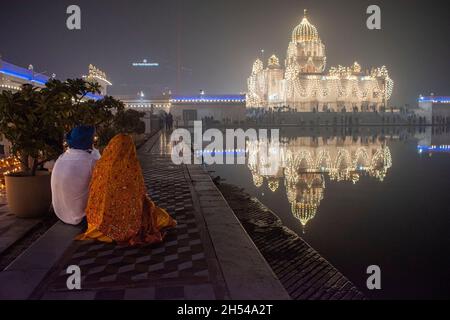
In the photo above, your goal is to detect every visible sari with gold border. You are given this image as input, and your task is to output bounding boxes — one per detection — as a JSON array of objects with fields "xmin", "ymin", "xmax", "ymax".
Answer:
[{"xmin": 76, "ymin": 134, "xmax": 176, "ymax": 245}]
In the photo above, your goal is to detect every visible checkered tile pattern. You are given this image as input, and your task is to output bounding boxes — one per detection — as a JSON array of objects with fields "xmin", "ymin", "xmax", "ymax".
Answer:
[
  {"xmin": 49, "ymin": 232, "xmax": 209, "ymax": 291},
  {"xmin": 34, "ymin": 134, "xmax": 226, "ymax": 299}
]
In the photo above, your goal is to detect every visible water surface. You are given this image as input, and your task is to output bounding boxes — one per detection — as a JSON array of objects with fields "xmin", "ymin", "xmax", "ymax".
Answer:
[{"xmin": 210, "ymin": 126, "xmax": 450, "ymax": 299}]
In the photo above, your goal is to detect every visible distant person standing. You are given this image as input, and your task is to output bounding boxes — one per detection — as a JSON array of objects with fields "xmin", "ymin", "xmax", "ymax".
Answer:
[
  {"xmin": 161, "ymin": 112, "xmax": 168, "ymax": 130},
  {"xmin": 159, "ymin": 113, "xmax": 164, "ymax": 130},
  {"xmin": 167, "ymin": 112, "xmax": 174, "ymax": 130}
]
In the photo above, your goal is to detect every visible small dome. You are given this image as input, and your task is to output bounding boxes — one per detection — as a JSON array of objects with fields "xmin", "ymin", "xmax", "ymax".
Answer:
[
  {"xmin": 267, "ymin": 54, "xmax": 282, "ymax": 70},
  {"xmin": 292, "ymin": 9, "xmax": 319, "ymax": 43},
  {"xmin": 268, "ymin": 54, "xmax": 280, "ymax": 67}
]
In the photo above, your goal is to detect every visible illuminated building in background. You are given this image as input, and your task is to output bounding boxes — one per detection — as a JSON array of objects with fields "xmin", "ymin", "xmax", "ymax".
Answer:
[
  {"xmin": 119, "ymin": 94, "xmax": 171, "ymax": 112},
  {"xmin": 246, "ymin": 10, "xmax": 394, "ymax": 112},
  {"xmin": 0, "ymin": 60, "xmax": 106, "ymax": 155},
  {"xmin": 170, "ymin": 94, "xmax": 246, "ymax": 126},
  {"xmin": 116, "ymin": 93, "xmax": 171, "ymax": 134},
  {"xmin": 417, "ymin": 95, "xmax": 450, "ymax": 125},
  {"xmin": 83, "ymin": 64, "xmax": 112, "ymax": 96},
  {"xmin": 416, "ymin": 126, "xmax": 450, "ymax": 154},
  {"xmin": 417, "ymin": 144, "xmax": 450, "ymax": 154},
  {"xmin": 247, "ymin": 135, "xmax": 392, "ymax": 228},
  {"xmin": 117, "ymin": 93, "xmax": 247, "ymax": 130},
  {"xmin": 0, "ymin": 58, "xmax": 105, "ymax": 100},
  {"xmin": 0, "ymin": 56, "xmax": 49, "ymax": 92}
]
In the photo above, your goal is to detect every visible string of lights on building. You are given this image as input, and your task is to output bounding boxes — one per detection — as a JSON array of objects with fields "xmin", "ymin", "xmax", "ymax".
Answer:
[
  {"xmin": 418, "ymin": 96, "xmax": 450, "ymax": 104},
  {"xmin": 417, "ymin": 145, "xmax": 450, "ymax": 153},
  {"xmin": 247, "ymin": 137, "xmax": 392, "ymax": 228},
  {"xmin": 170, "ymin": 95, "xmax": 246, "ymax": 104},
  {"xmin": 247, "ymin": 9, "xmax": 394, "ymax": 111}
]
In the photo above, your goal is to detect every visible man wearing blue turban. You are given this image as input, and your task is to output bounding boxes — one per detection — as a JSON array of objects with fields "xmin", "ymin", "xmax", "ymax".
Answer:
[
  {"xmin": 66, "ymin": 126, "xmax": 96, "ymax": 151},
  {"xmin": 51, "ymin": 126, "xmax": 101, "ymax": 225}
]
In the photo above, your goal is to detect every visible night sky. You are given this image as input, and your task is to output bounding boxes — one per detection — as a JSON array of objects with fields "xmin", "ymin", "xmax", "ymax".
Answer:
[{"xmin": 1, "ymin": 0, "xmax": 449, "ymax": 106}]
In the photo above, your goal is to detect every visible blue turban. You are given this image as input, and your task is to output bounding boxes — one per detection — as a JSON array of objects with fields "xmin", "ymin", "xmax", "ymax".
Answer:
[{"xmin": 66, "ymin": 126, "xmax": 95, "ymax": 150}]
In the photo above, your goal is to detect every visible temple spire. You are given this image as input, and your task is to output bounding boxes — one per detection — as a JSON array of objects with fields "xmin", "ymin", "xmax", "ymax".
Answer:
[{"xmin": 304, "ymin": 9, "xmax": 308, "ymax": 18}]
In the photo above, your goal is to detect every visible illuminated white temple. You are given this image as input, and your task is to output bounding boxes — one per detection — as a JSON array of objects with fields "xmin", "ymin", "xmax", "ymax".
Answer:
[{"xmin": 247, "ymin": 10, "xmax": 394, "ymax": 112}]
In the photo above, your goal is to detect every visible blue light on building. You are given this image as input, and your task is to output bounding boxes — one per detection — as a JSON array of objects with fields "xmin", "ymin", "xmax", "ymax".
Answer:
[
  {"xmin": 417, "ymin": 145, "xmax": 450, "ymax": 154},
  {"xmin": 0, "ymin": 69, "xmax": 47, "ymax": 86},
  {"xmin": 417, "ymin": 96, "xmax": 450, "ymax": 104},
  {"xmin": 1, "ymin": 62, "xmax": 103, "ymax": 100}
]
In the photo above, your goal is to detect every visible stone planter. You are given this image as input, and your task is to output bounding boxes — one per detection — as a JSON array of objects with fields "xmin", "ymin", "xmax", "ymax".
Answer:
[{"xmin": 5, "ymin": 171, "xmax": 52, "ymax": 218}]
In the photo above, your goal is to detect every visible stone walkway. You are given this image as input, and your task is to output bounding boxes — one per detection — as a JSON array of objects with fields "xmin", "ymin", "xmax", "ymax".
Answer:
[{"xmin": 0, "ymin": 131, "xmax": 288, "ymax": 300}]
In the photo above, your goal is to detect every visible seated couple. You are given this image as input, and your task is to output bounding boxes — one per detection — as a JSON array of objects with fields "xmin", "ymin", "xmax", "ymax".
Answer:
[{"xmin": 51, "ymin": 126, "xmax": 176, "ymax": 245}]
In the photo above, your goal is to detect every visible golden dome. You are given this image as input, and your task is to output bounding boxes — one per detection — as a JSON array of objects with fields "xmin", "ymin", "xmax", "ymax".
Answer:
[{"xmin": 292, "ymin": 9, "xmax": 319, "ymax": 43}]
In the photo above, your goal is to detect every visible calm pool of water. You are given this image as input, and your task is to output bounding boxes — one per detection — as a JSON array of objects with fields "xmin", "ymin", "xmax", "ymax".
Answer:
[{"xmin": 209, "ymin": 126, "xmax": 450, "ymax": 299}]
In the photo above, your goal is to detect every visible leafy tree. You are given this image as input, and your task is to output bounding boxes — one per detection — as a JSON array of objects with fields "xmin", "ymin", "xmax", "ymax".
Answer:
[
  {"xmin": 0, "ymin": 84, "xmax": 65, "ymax": 175},
  {"xmin": 96, "ymin": 109, "xmax": 146, "ymax": 147},
  {"xmin": 45, "ymin": 79, "xmax": 124, "ymax": 130},
  {"xmin": 114, "ymin": 109, "xmax": 145, "ymax": 134},
  {"xmin": 0, "ymin": 79, "xmax": 125, "ymax": 175}
]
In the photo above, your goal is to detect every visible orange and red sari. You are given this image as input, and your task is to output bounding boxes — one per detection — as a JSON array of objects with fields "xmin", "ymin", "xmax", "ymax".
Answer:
[{"xmin": 76, "ymin": 134, "xmax": 176, "ymax": 245}]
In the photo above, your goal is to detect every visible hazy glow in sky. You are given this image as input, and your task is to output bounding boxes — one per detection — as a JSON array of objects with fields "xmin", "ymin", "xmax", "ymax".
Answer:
[{"xmin": 0, "ymin": 0, "xmax": 449, "ymax": 106}]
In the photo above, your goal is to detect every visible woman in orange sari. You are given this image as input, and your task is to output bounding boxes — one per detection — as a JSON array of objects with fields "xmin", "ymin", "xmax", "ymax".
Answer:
[{"xmin": 77, "ymin": 134, "xmax": 176, "ymax": 245}]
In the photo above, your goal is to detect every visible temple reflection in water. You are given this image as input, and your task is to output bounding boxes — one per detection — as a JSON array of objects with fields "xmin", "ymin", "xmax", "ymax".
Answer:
[{"xmin": 247, "ymin": 135, "xmax": 392, "ymax": 228}]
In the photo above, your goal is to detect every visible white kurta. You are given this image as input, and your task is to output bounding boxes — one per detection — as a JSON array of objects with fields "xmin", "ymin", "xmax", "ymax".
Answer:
[{"xmin": 51, "ymin": 148, "xmax": 101, "ymax": 225}]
